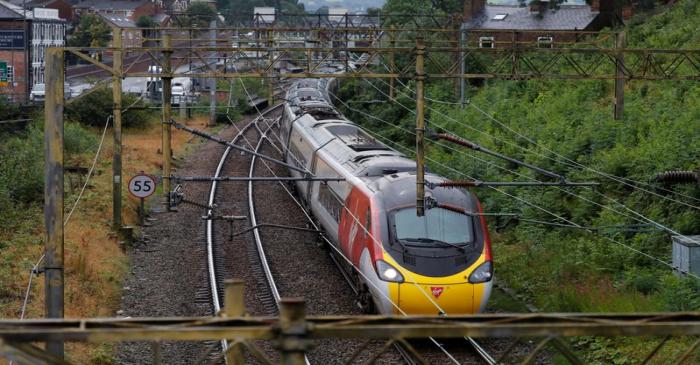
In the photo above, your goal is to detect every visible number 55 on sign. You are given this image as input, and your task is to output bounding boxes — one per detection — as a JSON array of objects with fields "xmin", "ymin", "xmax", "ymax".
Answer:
[{"xmin": 128, "ymin": 173, "xmax": 157, "ymax": 199}]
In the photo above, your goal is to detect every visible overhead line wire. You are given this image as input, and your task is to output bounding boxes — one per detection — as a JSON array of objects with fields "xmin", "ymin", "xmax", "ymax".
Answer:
[
  {"xmin": 225, "ymin": 113, "xmax": 461, "ymax": 364},
  {"xmin": 357, "ymin": 77, "xmax": 700, "ymax": 245},
  {"xmin": 330, "ymin": 91, "xmax": 700, "ymax": 280},
  {"xmin": 233, "ymin": 70, "xmax": 465, "ymax": 362},
  {"xmin": 372, "ymin": 61, "xmax": 700, "ymax": 209}
]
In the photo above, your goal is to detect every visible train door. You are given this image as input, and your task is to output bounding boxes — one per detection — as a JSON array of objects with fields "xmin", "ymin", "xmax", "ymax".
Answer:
[
  {"xmin": 309, "ymin": 155, "xmax": 344, "ymax": 245},
  {"xmin": 287, "ymin": 127, "xmax": 313, "ymax": 199}
]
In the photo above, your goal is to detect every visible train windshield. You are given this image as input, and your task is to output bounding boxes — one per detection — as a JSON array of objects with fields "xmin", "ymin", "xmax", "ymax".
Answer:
[{"xmin": 392, "ymin": 207, "xmax": 473, "ymax": 246}]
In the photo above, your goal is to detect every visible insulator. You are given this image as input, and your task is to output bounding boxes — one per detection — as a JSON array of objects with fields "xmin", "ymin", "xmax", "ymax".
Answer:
[
  {"xmin": 654, "ymin": 170, "xmax": 699, "ymax": 185},
  {"xmin": 435, "ymin": 133, "xmax": 476, "ymax": 149},
  {"xmin": 436, "ymin": 180, "xmax": 478, "ymax": 188}
]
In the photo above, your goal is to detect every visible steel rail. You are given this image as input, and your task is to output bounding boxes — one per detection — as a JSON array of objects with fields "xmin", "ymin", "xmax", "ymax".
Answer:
[
  {"xmin": 206, "ymin": 105, "xmax": 283, "ymax": 360},
  {"xmin": 246, "ymin": 111, "xmax": 313, "ymax": 365},
  {"xmin": 247, "ymin": 117, "xmax": 284, "ymax": 305},
  {"xmin": 246, "ymin": 116, "xmax": 419, "ymax": 365}
]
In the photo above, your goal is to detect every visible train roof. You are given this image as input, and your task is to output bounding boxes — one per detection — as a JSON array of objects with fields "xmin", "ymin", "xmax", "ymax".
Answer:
[{"xmin": 295, "ymin": 116, "xmax": 417, "ymax": 180}]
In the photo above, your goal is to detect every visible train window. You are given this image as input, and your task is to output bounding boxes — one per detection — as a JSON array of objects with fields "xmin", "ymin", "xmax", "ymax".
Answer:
[
  {"xmin": 288, "ymin": 141, "xmax": 307, "ymax": 169},
  {"xmin": 319, "ymin": 182, "xmax": 342, "ymax": 223},
  {"xmin": 391, "ymin": 208, "xmax": 474, "ymax": 246}
]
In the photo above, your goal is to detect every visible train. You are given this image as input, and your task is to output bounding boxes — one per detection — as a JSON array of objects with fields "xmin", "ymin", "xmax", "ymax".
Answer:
[{"xmin": 278, "ymin": 76, "xmax": 493, "ymax": 315}]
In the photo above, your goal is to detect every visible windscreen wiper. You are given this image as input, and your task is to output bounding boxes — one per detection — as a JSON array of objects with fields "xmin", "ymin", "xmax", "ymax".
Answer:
[{"xmin": 402, "ymin": 238, "xmax": 465, "ymax": 253}]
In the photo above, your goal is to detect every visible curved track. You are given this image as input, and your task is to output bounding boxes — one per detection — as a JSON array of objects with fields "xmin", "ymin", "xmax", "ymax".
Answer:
[{"xmin": 204, "ymin": 101, "xmax": 503, "ymax": 363}]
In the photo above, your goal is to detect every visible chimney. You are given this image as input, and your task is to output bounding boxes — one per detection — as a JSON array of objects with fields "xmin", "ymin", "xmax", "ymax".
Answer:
[
  {"xmin": 463, "ymin": 0, "xmax": 486, "ymax": 22},
  {"xmin": 591, "ymin": 0, "xmax": 600, "ymax": 12}
]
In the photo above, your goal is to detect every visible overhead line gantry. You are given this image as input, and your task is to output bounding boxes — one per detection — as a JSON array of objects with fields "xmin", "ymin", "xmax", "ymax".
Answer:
[{"xmin": 41, "ymin": 24, "xmax": 700, "ymax": 360}]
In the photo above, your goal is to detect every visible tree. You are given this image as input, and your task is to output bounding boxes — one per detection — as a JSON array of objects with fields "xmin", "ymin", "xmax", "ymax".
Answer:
[
  {"xmin": 185, "ymin": 2, "xmax": 217, "ymax": 27},
  {"xmin": 136, "ymin": 15, "xmax": 156, "ymax": 28},
  {"xmin": 68, "ymin": 14, "xmax": 111, "ymax": 47}
]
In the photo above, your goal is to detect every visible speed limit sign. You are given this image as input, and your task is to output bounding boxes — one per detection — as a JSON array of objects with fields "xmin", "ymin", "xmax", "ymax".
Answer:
[{"xmin": 128, "ymin": 173, "xmax": 157, "ymax": 198}]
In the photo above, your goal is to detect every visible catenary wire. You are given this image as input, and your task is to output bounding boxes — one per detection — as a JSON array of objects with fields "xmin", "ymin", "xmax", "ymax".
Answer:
[
  {"xmin": 331, "ymin": 91, "xmax": 700, "ymax": 280},
  {"xmin": 372, "ymin": 61, "xmax": 700, "ymax": 209},
  {"xmin": 356, "ymin": 78, "xmax": 700, "ymax": 245},
  {"xmin": 231, "ymin": 76, "xmax": 463, "ymax": 362}
]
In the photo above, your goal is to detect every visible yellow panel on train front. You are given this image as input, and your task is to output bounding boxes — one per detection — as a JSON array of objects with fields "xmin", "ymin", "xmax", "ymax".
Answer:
[{"xmin": 398, "ymin": 282, "xmax": 475, "ymax": 315}]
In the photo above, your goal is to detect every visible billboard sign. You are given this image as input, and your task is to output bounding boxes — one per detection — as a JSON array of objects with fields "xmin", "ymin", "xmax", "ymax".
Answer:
[
  {"xmin": 0, "ymin": 61, "xmax": 7, "ymax": 87},
  {"xmin": 33, "ymin": 8, "xmax": 59, "ymax": 20},
  {"xmin": 0, "ymin": 30, "xmax": 25, "ymax": 50}
]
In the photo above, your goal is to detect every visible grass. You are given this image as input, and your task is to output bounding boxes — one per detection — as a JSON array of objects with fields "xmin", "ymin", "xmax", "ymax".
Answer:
[{"xmin": 0, "ymin": 113, "xmax": 217, "ymax": 364}]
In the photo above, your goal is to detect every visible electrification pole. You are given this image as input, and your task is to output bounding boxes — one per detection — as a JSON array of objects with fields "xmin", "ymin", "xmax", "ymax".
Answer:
[
  {"xmin": 460, "ymin": 24, "xmax": 467, "ymax": 109},
  {"xmin": 44, "ymin": 47, "xmax": 65, "ymax": 359},
  {"xmin": 389, "ymin": 25, "xmax": 396, "ymax": 100},
  {"xmin": 112, "ymin": 29, "xmax": 123, "ymax": 229},
  {"xmin": 268, "ymin": 27, "xmax": 274, "ymax": 107},
  {"xmin": 614, "ymin": 31, "xmax": 627, "ymax": 120},
  {"xmin": 209, "ymin": 20, "xmax": 217, "ymax": 126},
  {"xmin": 415, "ymin": 38, "xmax": 426, "ymax": 217},
  {"xmin": 162, "ymin": 34, "xmax": 173, "ymax": 208}
]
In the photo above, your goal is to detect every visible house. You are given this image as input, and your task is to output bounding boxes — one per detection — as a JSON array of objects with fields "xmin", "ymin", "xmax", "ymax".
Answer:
[
  {"xmin": 73, "ymin": 0, "xmax": 157, "ymax": 23},
  {"xmin": 0, "ymin": 0, "xmax": 65, "ymax": 101},
  {"xmin": 98, "ymin": 13, "xmax": 141, "ymax": 48},
  {"xmin": 463, "ymin": 0, "xmax": 620, "ymax": 47}
]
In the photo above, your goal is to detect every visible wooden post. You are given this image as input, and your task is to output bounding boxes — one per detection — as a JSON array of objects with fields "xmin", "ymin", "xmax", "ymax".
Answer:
[
  {"xmin": 267, "ymin": 28, "xmax": 274, "ymax": 107},
  {"xmin": 389, "ymin": 25, "xmax": 396, "ymax": 100},
  {"xmin": 279, "ymin": 299, "xmax": 308, "ymax": 365},
  {"xmin": 162, "ymin": 34, "xmax": 173, "ymax": 209},
  {"xmin": 224, "ymin": 279, "xmax": 245, "ymax": 365},
  {"xmin": 614, "ymin": 31, "xmax": 627, "ymax": 120},
  {"xmin": 112, "ymin": 29, "xmax": 123, "ymax": 230},
  {"xmin": 415, "ymin": 38, "xmax": 426, "ymax": 217},
  {"xmin": 44, "ymin": 46, "xmax": 65, "ymax": 359},
  {"xmin": 460, "ymin": 25, "xmax": 467, "ymax": 109},
  {"xmin": 209, "ymin": 20, "xmax": 217, "ymax": 126}
]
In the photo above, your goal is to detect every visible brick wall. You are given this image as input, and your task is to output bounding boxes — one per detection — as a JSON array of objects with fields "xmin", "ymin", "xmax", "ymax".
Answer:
[
  {"xmin": 132, "ymin": 2, "xmax": 156, "ymax": 22},
  {"xmin": 0, "ymin": 50, "xmax": 29, "ymax": 102},
  {"xmin": 0, "ymin": 20, "xmax": 29, "ymax": 102}
]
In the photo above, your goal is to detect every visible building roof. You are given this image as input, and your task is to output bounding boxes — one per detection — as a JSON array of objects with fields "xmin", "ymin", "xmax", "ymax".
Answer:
[
  {"xmin": 25, "ymin": 0, "xmax": 64, "ymax": 8},
  {"xmin": 465, "ymin": 5, "xmax": 599, "ymax": 31},
  {"xmin": 98, "ymin": 12, "xmax": 135, "ymax": 27},
  {"xmin": 0, "ymin": 0, "xmax": 23, "ymax": 18},
  {"xmin": 74, "ymin": 0, "xmax": 149, "ymax": 11},
  {"xmin": 0, "ymin": 0, "xmax": 65, "ymax": 20}
]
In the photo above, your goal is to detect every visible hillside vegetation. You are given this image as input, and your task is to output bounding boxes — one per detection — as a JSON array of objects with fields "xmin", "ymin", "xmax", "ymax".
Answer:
[{"xmin": 337, "ymin": 0, "xmax": 699, "ymax": 362}]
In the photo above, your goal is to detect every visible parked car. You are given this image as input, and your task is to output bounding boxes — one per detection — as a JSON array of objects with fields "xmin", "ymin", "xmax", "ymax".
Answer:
[{"xmin": 30, "ymin": 83, "xmax": 72, "ymax": 102}]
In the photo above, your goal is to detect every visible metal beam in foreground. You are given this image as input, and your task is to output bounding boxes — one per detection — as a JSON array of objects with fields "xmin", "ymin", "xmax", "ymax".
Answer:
[
  {"xmin": 43, "ymin": 46, "xmax": 65, "ymax": 359},
  {"xmin": 3, "ymin": 312, "xmax": 700, "ymax": 342}
]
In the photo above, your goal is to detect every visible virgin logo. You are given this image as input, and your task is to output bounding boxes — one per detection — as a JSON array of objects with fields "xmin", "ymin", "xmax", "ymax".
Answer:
[{"xmin": 430, "ymin": 286, "xmax": 444, "ymax": 298}]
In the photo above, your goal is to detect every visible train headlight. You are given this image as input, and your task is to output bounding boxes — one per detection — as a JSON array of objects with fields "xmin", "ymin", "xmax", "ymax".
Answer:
[
  {"xmin": 468, "ymin": 261, "xmax": 493, "ymax": 284},
  {"xmin": 376, "ymin": 260, "xmax": 404, "ymax": 283}
]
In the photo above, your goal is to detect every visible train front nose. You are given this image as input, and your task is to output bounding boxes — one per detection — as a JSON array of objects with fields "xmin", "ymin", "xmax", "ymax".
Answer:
[{"xmin": 397, "ymin": 281, "xmax": 484, "ymax": 315}]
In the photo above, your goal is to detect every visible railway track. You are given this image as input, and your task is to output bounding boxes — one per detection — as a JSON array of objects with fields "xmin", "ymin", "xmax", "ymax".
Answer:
[{"xmin": 202, "ymin": 101, "xmax": 502, "ymax": 363}]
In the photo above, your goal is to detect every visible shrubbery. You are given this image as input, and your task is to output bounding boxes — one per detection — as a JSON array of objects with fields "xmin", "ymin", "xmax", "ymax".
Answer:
[
  {"xmin": 0, "ymin": 122, "xmax": 97, "ymax": 226},
  {"xmin": 336, "ymin": 0, "xmax": 700, "ymax": 316},
  {"xmin": 66, "ymin": 89, "xmax": 157, "ymax": 129}
]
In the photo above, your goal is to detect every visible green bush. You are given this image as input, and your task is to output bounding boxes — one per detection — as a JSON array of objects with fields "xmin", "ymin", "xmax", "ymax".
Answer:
[
  {"xmin": 0, "ymin": 125, "xmax": 44, "ymax": 205},
  {"xmin": 0, "ymin": 122, "xmax": 97, "ymax": 226},
  {"xmin": 66, "ymin": 89, "xmax": 157, "ymax": 129},
  {"xmin": 334, "ymin": 0, "xmax": 700, "ymax": 319}
]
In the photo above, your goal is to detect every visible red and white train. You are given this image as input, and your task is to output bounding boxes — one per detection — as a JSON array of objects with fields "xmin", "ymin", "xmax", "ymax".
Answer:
[{"xmin": 279, "ymin": 78, "xmax": 493, "ymax": 315}]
